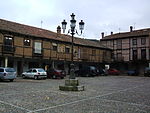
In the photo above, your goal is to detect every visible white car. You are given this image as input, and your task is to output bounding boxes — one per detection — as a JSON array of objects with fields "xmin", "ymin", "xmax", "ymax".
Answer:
[
  {"xmin": 22, "ymin": 68, "xmax": 47, "ymax": 80},
  {"xmin": 0, "ymin": 67, "xmax": 16, "ymax": 82}
]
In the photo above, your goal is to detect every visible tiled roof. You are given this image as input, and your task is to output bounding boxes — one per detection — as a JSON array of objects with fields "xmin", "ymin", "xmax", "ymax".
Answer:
[
  {"xmin": 0, "ymin": 19, "xmax": 108, "ymax": 49},
  {"xmin": 101, "ymin": 28, "xmax": 150, "ymax": 40}
]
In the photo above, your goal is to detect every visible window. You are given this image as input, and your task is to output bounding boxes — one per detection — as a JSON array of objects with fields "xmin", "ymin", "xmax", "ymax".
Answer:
[
  {"xmin": 78, "ymin": 48, "xmax": 81, "ymax": 58},
  {"xmin": 32, "ymin": 69, "xmax": 37, "ymax": 72},
  {"xmin": 117, "ymin": 53, "xmax": 122, "ymax": 60},
  {"xmin": 117, "ymin": 39, "xmax": 122, "ymax": 49},
  {"xmin": 5, "ymin": 68, "xmax": 15, "ymax": 72},
  {"xmin": 27, "ymin": 70, "xmax": 32, "ymax": 72},
  {"xmin": 141, "ymin": 38, "xmax": 146, "ymax": 45},
  {"xmin": 58, "ymin": 45, "xmax": 64, "ymax": 53},
  {"xmin": 149, "ymin": 49, "xmax": 150, "ymax": 60},
  {"xmin": 52, "ymin": 43, "xmax": 58, "ymax": 51},
  {"xmin": 24, "ymin": 39, "xmax": 30, "ymax": 46},
  {"xmin": 141, "ymin": 49, "xmax": 146, "ymax": 59},
  {"xmin": 38, "ymin": 69, "xmax": 45, "ymax": 72},
  {"xmin": 132, "ymin": 39, "xmax": 137, "ymax": 45},
  {"xmin": 0, "ymin": 69, "xmax": 4, "ymax": 72},
  {"xmin": 132, "ymin": 49, "xmax": 137, "ymax": 60},
  {"xmin": 65, "ymin": 47, "xmax": 70, "ymax": 53},
  {"xmin": 34, "ymin": 42, "xmax": 42, "ymax": 54},
  {"xmin": 53, "ymin": 45, "xmax": 57, "ymax": 51},
  {"xmin": 92, "ymin": 50, "xmax": 96, "ymax": 56},
  {"xmin": 4, "ymin": 36, "xmax": 13, "ymax": 45},
  {"xmin": 3, "ymin": 36, "xmax": 14, "ymax": 52}
]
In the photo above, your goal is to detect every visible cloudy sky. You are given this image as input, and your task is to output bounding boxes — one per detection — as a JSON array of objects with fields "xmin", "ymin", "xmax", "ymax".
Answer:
[{"xmin": 0, "ymin": 0, "xmax": 150, "ymax": 39}]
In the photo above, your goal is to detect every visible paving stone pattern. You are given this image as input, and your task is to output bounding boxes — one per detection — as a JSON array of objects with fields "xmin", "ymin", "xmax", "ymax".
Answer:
[{"xmin": 0, "ymin": 76, "xmax": 150, "ymax": 113}]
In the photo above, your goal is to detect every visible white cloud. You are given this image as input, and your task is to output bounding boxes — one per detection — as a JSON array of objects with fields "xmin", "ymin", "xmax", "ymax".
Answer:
[{"xmin": 0, "ymin": 0, "xmax": 150, "ymax": 39}]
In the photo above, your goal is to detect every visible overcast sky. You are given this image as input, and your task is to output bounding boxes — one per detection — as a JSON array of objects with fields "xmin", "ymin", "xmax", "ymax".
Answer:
[{"xmin": 1, "ymin": 0, "xmax": 150, "ymax": 39}]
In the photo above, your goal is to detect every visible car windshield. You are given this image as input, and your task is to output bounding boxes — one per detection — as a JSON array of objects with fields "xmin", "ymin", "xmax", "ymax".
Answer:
[
  {"xmin": 145, "ymin": 67, "xmax": 150, "ymax": 71},
  {"xmin": 90, "ymin": 66, "xmax": 96, "ymax": 70},
  {"xmin": 37, "ymin": 69, "xmax": 45, "ymax": 72},
  {"xmin": 5, "ymin": 68, "xmax": 15, "ymax": 72},
  {"xmin": 55, "ymin": 70, "xmax": 62, "ymax": 72}
]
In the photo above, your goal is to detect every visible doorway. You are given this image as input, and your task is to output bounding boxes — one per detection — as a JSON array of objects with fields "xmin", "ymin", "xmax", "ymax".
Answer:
[{"xmin": 17, "ymin": 61, "xmax": 23, "ymax": 76}]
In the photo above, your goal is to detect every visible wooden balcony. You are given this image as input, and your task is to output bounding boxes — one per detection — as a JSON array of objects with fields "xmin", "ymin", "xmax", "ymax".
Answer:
[{"xmin": 2, "ymin": 45, "xmax": 15, "ymax": 54}]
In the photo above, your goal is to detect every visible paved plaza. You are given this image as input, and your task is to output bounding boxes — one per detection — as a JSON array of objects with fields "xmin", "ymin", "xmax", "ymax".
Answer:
[{"xmin": 0, "ymin": 76, "xmax": 150, "ymax": 113}]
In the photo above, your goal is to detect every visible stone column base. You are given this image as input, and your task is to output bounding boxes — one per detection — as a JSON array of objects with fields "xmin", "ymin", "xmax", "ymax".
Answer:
[{"xmin": 59, "ymin": 79, "xmax": 84, "ymax": 91}]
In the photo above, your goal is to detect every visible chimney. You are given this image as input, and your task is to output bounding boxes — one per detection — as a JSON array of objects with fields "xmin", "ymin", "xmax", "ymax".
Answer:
[
  {"xmin": 130, "ymin": 26, "xmax": 133, "ymax": 32},
  {"xmin": 101, "ymin": 32, "xmax": 104, "ymax": 38},
  {"xmin": 57, "ymin": 26, "xmax": 61, "ymax": 34},
  {"xmin": 111, "ymin": 31, "xmax": 113, "ymax": 35}
]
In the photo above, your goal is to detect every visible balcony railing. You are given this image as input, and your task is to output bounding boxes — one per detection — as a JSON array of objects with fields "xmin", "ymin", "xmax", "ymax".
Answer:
[
  {"xmin": 33, "ymin": 49, "xmax": 43, "ymax": 57},
  {"xmin": 2, "ymin": 45, "xmax": 15, "ymax": 53}
]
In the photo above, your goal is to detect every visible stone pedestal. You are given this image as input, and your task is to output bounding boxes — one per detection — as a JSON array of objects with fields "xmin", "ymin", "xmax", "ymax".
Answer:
[{"xmin": 59, "ymin": 79, "xmax": 84, "ymax": 91}]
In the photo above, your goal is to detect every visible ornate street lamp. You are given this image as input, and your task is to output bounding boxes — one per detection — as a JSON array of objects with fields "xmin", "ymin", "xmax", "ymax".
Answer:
[{"xmin": 59, "ymin": 13, "xmax": 85, "ymax": 91}]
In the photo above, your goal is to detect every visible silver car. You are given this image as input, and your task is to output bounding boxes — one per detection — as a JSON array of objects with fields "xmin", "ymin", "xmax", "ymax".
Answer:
[
  {"xmin": 22, "ymin": 68, "xmax": 47, "ymax": 80},
  {"xmin": 0, "ymin": 67, "xmax": 16, "ymax": 82}
]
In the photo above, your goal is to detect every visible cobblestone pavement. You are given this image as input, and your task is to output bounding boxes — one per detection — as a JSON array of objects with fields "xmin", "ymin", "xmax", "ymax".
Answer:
[{"xmin": 0, "ymin": 76, "xmax": 150, "ymax": 113}]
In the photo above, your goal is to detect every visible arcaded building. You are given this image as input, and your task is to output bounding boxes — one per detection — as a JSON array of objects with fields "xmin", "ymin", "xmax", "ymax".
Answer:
[{"xmin": 0, "ymin": 19, "xmax": 112, "ymax": 76}]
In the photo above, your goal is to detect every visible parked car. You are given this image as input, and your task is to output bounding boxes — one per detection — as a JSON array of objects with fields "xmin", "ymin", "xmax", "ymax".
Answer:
[
  {"xmin": 107, "ymin": 68, "xmax": 120, "ymax": 75},
  {"xmin": 144, "ymin": 67, "xmax": 150, "ymax": 77},
  {"xmin": 22, "ymin": 68, "xmax": 47, "ymax": 80},
  {"xmin": 0, "ymin": 67, "xmax": 16, "ymax": 82},
  {"xmin": 98, "ymin": 68, "xmax": 107, "ymax": 76},
  {"xmin": 127, "ymin": 70, "xmax": 139, "ymax": 76},
  {"xmin": 47, "ymin": 68, "xmax": 66, "ymax": 79},
  {"xmin": 75, "ymin": 66, "xmax": 98, "ymax": 77}
]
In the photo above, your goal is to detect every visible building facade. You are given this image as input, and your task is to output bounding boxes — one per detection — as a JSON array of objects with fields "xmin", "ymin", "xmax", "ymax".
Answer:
[
  {"xmin": 100, "ymin": 26, "xmax": 150, "ymax": 74},
  {"xmin": 0, "ymin": 19, "xmax": 112, "ymax": 76}
]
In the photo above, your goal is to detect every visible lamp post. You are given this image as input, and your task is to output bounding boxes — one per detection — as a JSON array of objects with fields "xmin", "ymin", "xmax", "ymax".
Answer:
[{"xmin": 59, "ymin": 13, "xmax": 85, "ymax": 91}]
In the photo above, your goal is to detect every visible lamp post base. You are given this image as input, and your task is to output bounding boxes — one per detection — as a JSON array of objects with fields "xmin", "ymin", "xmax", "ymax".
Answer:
[{"xmin": 59, "ymin": 79, "xmax": 84, "ymax": 91}]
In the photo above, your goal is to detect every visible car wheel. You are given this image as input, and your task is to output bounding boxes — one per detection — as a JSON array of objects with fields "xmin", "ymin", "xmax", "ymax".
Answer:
[
  {"xmin": 34, "ymin": 76, "xmax": 38, "ymax": 80},
  {"xmin": 10, "ymin": 79, "xmax": 14, "ymax": 82},
  {"xmin": 61, "ymin": 77, "xmax": 64, "ymax": 79},
  {"xmin": 43, "ymin": 77, "xmax": 47, "ymax": 80},
  {"xmin": 22, "ymin": 75, "xmax": 26, "ymax": 79}
]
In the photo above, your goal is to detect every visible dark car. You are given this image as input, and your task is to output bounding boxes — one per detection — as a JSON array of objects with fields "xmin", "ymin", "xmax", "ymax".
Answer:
[
  {"xmin": 47, "ymin": 68, "xmax": 66, "ymax": 79},
  {"xmin": 75, "ymin": 66, "xmax": 98, "ymax": 77},
  {"xmin": 127, "ymin": 69, "xmax": 139, "ymax": 76},
  {"xmin": 97, "ymin": 68, "xmax": 107, "ymax": 76},
  {"xmin": 144, "ymin": 67, "xmax": 150, "ymax": 77},
  {"xmin": 107, "ymin": 68, "xmax": 120, "ymax": 75}
]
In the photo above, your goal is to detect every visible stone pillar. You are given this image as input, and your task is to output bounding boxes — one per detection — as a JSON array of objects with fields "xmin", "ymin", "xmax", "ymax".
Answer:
[
  {"xmin": 52, "ymin": 61, "xmax": 55, "ymax": 68},
  {"xmin": 5, "ymin": 57, "xmax": 8, "ymax": 68}
]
